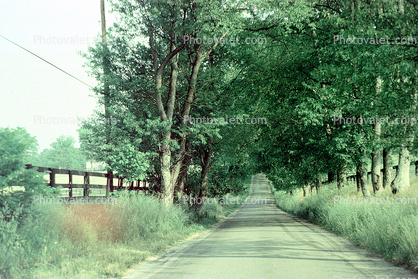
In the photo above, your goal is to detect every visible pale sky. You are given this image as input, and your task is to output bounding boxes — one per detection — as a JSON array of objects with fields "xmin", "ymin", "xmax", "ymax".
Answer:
[{"xmin": 0, "ymin": 0, "xmax": 116, "ymax": 151}]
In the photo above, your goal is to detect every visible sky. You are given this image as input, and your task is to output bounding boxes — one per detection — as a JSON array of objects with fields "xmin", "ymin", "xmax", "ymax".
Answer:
[{"xmin": 0, "ymin": 0, "xmax": 116, "ymax": 151}]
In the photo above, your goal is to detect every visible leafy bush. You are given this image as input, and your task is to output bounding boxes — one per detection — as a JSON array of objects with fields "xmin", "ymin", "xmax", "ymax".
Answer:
[{"xmin": 0, "ymin": 127, "xmax": 53, "ymax": 216}]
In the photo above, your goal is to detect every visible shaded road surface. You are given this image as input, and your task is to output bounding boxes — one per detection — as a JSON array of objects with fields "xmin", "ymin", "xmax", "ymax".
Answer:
[{"xmin": 124, "ymin": 174, "xmax": 416, "ymax": 279}]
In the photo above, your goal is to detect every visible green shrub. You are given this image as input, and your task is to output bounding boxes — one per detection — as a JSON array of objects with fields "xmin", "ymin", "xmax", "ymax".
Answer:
[{"xmin": 0, "ymin": 127, "xmax": 53, "ymax": 216}]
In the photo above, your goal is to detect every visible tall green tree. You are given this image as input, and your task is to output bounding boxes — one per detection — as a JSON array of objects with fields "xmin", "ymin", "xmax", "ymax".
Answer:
[
  {"xmin": 35, "ymin": 135, "xmax": 87, "ymax": 170},
  {"xmin": 0, "ymin": 127, "xmax": 51, "ymax": 214},
  {"xmin": 81, "ymin": 0, "xmax": 248, "ymax": 206}
]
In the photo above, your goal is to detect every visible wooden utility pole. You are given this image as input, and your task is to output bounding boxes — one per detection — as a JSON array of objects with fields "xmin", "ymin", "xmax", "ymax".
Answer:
[
  {"xmin": 101, "ymin": 0, "xmax": 107, "ymax": 43},
  {"xmin": 101, "ymin": 0, "xmax": 113, "ymax": 194}
]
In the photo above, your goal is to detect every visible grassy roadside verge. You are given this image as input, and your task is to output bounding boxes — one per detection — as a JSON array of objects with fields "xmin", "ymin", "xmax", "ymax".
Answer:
[
  {"xmin": 0, "ymin": 181, "xmax": 250, "ymax": 279},
  {"xmin": 271, "ymin": 177, "xmax": 418, "ymax": 272}
]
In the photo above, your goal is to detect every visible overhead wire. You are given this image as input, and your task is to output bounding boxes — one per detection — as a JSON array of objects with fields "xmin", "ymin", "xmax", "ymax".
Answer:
[{"xmin": 0, "ymin": 34, "xmax": 93, "ymax": 88}]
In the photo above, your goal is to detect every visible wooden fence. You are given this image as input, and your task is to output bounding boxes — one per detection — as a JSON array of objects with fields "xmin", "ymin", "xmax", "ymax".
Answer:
[
  {"xmin": 25, "ymin": 164, "xmax": 150, "ymax": 198},
  {"xmin": 26, "ymin": 160, "xmax": 418, "ymax": 196}
]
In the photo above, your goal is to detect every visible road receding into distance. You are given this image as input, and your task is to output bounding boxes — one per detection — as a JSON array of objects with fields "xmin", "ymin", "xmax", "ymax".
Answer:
[{"xmin": 124, "ymin": 174, "xmax": 416, "ymax": 279}]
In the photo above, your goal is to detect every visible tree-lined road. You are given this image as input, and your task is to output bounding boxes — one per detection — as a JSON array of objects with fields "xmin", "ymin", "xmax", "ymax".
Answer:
[{"xmin": 124, "ymin": 174, "xmax": 416, "ymax": 279}]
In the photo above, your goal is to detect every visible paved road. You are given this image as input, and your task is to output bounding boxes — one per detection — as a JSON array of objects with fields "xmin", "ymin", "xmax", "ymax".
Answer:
[{"xmin": 124, "ymin": 174, "xmax": 416, "ymax": 279}]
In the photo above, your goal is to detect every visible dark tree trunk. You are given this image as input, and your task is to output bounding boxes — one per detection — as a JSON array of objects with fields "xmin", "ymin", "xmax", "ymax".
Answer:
[
  {"xmin": 328, "ymin": 172, "xmax": 335, "ymax": 183},
  {"xmin": 194, "ymin": 137, "xmax": 213, "ymax": 214},
  {"xmin": 175, "ymin": 142, "xmax": 192, "ymax": 202}
]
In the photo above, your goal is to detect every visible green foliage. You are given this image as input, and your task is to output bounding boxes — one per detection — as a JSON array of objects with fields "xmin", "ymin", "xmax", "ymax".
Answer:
[
  {"xmin": 80, "ymin": 0, "xmax": 255, "ymax": 199},
  {"xmin": 107, "ymin": 143, "xmax": 151, "ymax": 181},
  {"xmin": 0, "ymin": 205, "xmax": 26, "ymax": 278},
  {"xmin": 225, "ymin": 0, "xmax": 418, "ymax": 191},
  {"xmin": 207, "ymin": 159, "xmax": 251, "ymax": 196},
  {"xmin": 0, "ymin": 127, "xmax": 52, "ymax": 215},
  {"xmin": 34, "ymin": 135, "xmax": 87, "ymax": 170}
]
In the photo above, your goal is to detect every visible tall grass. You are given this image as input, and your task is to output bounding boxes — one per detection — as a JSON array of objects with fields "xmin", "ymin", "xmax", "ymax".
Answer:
[
  {"xmin": 0, "ymin": 189, "xmax": 247, "ymax": 279},
  {"xmin": 272, "ymin": 177, "xmax": 418, "ymax": 271}
]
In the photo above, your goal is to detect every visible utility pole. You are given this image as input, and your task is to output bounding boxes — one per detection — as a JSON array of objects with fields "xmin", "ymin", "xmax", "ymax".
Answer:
[
  {"xmin": 101, "ymin": 0, "xmax": 107, "ymax": 44},
  {"xmin": 101, "ymin": 0, "xmax": 113, "ymax": 195}
]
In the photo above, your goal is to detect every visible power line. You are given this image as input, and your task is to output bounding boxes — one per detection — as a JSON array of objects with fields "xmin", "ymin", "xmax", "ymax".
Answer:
[{"xmin": 0, "ymin": 34, "xmax": 93, "ymax": 88}]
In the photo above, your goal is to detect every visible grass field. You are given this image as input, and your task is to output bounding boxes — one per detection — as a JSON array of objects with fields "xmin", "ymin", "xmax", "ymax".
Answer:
[
  {"xmin": 0, "ymin": 177, "xmax": 251, "ymax": 279},
  {"xmin": 272, "ymin": 174, "xmax": 418, "ymax": 272}
]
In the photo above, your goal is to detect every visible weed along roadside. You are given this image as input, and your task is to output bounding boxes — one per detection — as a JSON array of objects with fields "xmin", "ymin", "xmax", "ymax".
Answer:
[
  {"xmin": 0, "ymin": 178, "xmax": 250, "ymax": 279},
  {"xmin": 271, "ymin": 178, "xmax": 418, "ymax": 273}
]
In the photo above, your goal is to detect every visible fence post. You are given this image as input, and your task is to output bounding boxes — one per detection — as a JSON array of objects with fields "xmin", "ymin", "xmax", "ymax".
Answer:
[
  {"xmin": 49, "ymin": 168, "xmax": 56, "ymax": 187},
  {"xmin": 69, "ymin": 170, "xmax": 72, "ymax": 198},
  {"xmin": 106, "ymin": 171, "xmax": 109, "ymax": 197},
  {"xmin": 106, "ymin": 170, "xmax": 114, "ymax": 197},
  {"xmin": 84, "ymin": 172, "xmax": 90, "ymax": 198}
]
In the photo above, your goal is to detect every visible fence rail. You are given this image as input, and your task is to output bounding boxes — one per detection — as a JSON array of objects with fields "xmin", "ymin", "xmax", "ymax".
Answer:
[{"xmin": 25, "ymin": 164, "xmax": 150, "ymax": 198}]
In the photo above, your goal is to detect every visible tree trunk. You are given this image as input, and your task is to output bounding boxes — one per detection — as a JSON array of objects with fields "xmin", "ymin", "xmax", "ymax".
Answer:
[
  {"xmin": 176, "ymin": 142, "xmax": 192, "ymax": 202},
  {"xmin": 390, "ymin": 55, "xmax": 416, "ymax": 193},
  {"xmin": 358, "ymin": 153, "xmax": 370, "ymax": 197},
  {"xmin": 382, "ymin": 148, "xmax": 392, "ymax": 189},
  {"xmin": 160, "ymin": 50, "xmax": 182, "ymax": 206},
  {"xmin": 327, "ymin": 171, "xmax": 335, "ymax": 183},
  {"xmin": 337, "ymin": 164, "xmax": 347, "ymax": 190},
  {"xmin": 391, "ymin": 146, "xmax": 411, "ymax": 193},
  {"xmin": 356, "ymin": 170, "xmax": 361, "ymax": 192},
  {"xmin": 161, "ymin": 138, "xmax": 183, "ymax": 206},
  {"xmin": 315, "ymin": 174, "xmax": 322, "ymax": 193},
  {"xmin": 371, "ymin": 76, "xmax": 382, "ymax": 193},
  {"xmin": 371, "ymin": 150, "xmax": 381, "ymax": 193},
  {"xmin": 151, "ymin": 34, "xmax": 184, "ymax": 206},
  {"xmin": 194, "ymin": 138, "xmax": 213, "ymax": 214}
]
